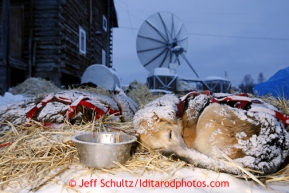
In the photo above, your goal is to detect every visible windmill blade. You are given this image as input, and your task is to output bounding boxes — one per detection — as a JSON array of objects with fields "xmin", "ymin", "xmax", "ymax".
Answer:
[
  {"xmin": 145, "ymin": 20, "xmax": 168, "ymax": 42},
  {"xmin": 158, "ymin": 12, "xmax": 170, "ymax": 41},
  {"xmin": 137, "ymin": 45, "xmax": 168, "ymax": 53},
  {"xmin": 177, "ymin": 36, "xmax": 188, "ymax": 44},
  {"xmin": 136, "ymin": 12, "xmax": 188, "ymax": 71},
  {"xmin": 171, "ymin": 13, "xmax": 175, "ymax": 39},
  {"xmin": 143, "ymin": 48, "xmax": 168, "ymax": 67},
  {"xmin": 175, "ymin": 23, "xmax": 184, "ymax": 40},
  {"xmin": 159, "ymin": 48, "xmax": 170, "ymax": 68},
  {"xmin": 137, "ymin": 35, "xmax": 167, "ymax": 44}
]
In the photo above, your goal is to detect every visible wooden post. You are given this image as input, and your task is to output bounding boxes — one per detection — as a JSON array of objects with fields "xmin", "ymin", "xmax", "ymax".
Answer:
[{"xmin": 0, "ymin": 0, "xmax": 10, "ymax": 95}]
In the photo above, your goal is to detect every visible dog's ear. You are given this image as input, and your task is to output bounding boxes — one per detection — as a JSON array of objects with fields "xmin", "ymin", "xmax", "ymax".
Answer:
[
  {"xmin": 152, "ymin": 112, "xmax": 160, "ymax": 122},
  {"xmin": 159, "ymin": 118, "xmax": 178, "ymax": 125}
]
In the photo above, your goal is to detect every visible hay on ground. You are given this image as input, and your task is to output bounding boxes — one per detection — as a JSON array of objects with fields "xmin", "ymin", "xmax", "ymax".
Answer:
[
  {"xmin": 126, "ymin": 81, "xmax": 163, "ymax": 109},
  {"xmin": 10, "ymin": 77, "xmax": 60, "ymax": 97},
  {"xmin": 1, "ymin": 118, "xmax": 289, "ymax": 192}
]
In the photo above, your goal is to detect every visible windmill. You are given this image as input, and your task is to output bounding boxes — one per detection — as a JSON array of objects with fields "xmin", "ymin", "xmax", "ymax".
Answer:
[{"xmin": 136, "ymin": 12, "xmax": 202, "ymax": 92}]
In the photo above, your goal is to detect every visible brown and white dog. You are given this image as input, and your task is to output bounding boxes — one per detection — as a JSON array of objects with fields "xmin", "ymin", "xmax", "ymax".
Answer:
[{"xmin": 133, "ymin": 92, "xmax": 289, "ymax": 174}]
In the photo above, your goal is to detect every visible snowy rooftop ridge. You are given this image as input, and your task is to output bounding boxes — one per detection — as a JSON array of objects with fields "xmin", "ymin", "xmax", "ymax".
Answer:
[{"xmin": 205, "ymin": 76, "xmax": 229, "ymax": 81}]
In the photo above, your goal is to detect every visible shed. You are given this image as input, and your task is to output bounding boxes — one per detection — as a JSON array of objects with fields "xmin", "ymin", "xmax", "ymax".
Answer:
[
  {"xmin": 203, "ymin": 76, "xmax": 231, "ymax": 93},
  {"xmin": 146, "ymin": 68, "xmax": 178, "ymax": 92}
]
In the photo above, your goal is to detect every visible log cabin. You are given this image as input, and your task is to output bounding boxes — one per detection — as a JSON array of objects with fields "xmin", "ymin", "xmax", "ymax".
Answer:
[{"xmin": 0, "ymin": 0, "xmax": 118, "ymax": 94}]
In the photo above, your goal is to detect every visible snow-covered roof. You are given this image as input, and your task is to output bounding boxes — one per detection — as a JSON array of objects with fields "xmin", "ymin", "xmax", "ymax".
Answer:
[
  {"xmin": 177, "ymin": 76, "xmax": 202, "ymax": 82},
  {"xmin": 204, "ymin": 76, "xmax": 230, "ymax": 81},
  {"xmin": 148, "ymin": 68, "xmax": 177, "ymax": 77}
]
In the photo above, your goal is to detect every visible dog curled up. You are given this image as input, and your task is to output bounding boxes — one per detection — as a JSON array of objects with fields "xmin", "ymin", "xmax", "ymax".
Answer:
[{"xmin": 133, "ymin": 92, "xmax": 289, "ymax": 175}]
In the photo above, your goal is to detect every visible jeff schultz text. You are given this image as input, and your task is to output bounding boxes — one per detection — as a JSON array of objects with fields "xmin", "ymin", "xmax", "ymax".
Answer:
[{"xmin": 74, "ymin": 179, "xmax": 230, "ymax": 189}]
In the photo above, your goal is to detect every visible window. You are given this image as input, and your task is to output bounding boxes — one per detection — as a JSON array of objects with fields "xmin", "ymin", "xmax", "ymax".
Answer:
[
  {"xmin": 79, "ymin": 26, "xmax": 86, "ymax": 54},
  {"xmin": 102, "ymin": 49, "xmax": 106, "ymax": 65},
  {"xmin": 103, "ymin": 15, "xmax": 107, "ymax": 32}
]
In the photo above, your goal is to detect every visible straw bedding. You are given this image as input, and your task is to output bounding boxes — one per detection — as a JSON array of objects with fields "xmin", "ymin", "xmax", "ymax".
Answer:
[
  {"xmin": 10, "ymin": 77, "xmax": 60, "ymax": 98},
  {"xmin": 1, "ymin": 81, "xmax": 289, "ymax": 192}
]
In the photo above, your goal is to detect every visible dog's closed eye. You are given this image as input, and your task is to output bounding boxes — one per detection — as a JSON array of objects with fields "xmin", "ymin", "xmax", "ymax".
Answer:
[{"xmin": 169, "ymin": 130, "xmax": 172, "ymax": 139}]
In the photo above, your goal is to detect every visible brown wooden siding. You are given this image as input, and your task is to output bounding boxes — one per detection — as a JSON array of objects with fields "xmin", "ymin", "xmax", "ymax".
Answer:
[{"xmin": 0, "ymin": 0, "xmax": 118, "ymax": 91}]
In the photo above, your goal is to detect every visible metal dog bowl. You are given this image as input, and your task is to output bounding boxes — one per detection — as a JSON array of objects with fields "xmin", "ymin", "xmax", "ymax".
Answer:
[{"xmin": 72, "ymin": 132, "xmax": 137, "ymax": 169}]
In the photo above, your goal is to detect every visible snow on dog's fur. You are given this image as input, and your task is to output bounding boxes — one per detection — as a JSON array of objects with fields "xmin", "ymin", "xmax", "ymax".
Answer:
[{"xmin": 133, "ymin": 94, "xmax": 289, "ymax": 174}]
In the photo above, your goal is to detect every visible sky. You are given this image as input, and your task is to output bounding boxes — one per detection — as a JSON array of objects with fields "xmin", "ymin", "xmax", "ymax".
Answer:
[{"xmin": 111, "ymin": 0, "xmax": 289, "ymax": 87}]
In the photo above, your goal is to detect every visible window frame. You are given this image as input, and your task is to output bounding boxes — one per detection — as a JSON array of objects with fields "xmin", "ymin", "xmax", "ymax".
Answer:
[
  {"xmin": 79, "ymin": 26, "xmax": 86, "ymax": 54},
  {"xmin": 103, "ymin": 15, "xmax": 107, "ymax": 32}
]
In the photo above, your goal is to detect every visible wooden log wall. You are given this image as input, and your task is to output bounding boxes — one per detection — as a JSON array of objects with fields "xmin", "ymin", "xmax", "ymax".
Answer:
[
  {"xmin": 2, "ymin": 0, "xmax": 117, "ymax": 87},
  {"xmin": 61, "ymin": 0, "xmax": 111, "ymax": 76},
  {"xmin": 61, "ymin": 0, "xmax": 88, "ymax": 76},
  {"xmin": 21, "ymin": 0, "xmax": 65, "ymax": 85}
]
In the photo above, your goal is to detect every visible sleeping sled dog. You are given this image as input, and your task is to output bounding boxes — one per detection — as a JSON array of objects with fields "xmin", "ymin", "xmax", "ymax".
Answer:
[{"xmin": 133, "ymin": 92, "xmax": 289, "ymax": 174}]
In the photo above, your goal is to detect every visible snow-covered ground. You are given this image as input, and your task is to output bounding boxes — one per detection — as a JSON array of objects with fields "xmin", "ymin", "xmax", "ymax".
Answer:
[
  {"xmin": 1, "ymin": 92, "xmax": 289, "ymax": 193},
  {"xmin": 0, "ymin": 92, "xmax": 26, "ymax": 106}
]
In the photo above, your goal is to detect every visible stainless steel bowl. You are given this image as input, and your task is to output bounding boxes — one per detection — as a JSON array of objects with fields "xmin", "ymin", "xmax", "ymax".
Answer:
[{"xmin": 72, "ymin": 132, "xmax": 137, "ymax": 169}]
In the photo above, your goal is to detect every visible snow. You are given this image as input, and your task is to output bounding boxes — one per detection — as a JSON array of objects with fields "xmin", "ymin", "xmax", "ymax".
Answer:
[
  {"xmin": 113, "ymin": 90, "xmax": 139, "ymax": 121},
  {"xmin": 144, "ymin": 94, "xmax": 179, "ymax": 110},
  {"xmin": 0, "ymin": 92, "xmax": 25, "ymax": 106},
  {"xmin": 209, "ymin": 128, "xmax": 223, "ymax": 143},
  {"xmin": 233, "ymin": 109, "xmax": 289, "ymax": 173},
  {"xmin": 148, "ymin": 67, "xmax": 174, "ymax": 76},
  {"xmin": 38, "ymin": 102, "xmax": 67, "ymax": 122},
  {"xmin": 133, "ymin": 94, "xmax": 180, "ymax": 134},
  {"xmin": 55, "ymin": 90, "xmax": 120, "ymax": 113},
  {"xmin": 149, "ymin": 89, "xmax": 173, "ymax": 94},
  {"xmin": 0, "ymin": 93, "xmax": 35, "ymax": 134},
  {"xmin": 134, "ymin": 105, "xmax": 176, "ymax": 135},
  {"xmin": 1, "ymin": 92, "xmax": 289, "ymax": 193},
  {"xmin": 185, "ymin": 94, "xmax": 210, "ymax": 121},
  {"xmin": 205, "ymin": 76, "xmax": 229, "ymax": 81},
  {"xmin": 177, "ymin": 79, "xmax": 198, "ymax": 92}
]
